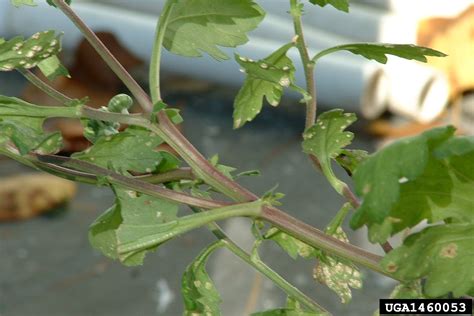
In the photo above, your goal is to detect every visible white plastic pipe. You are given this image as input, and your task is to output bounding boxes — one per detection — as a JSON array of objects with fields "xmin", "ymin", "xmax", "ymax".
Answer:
[
  {"xmin": 384, "ymin": 59, "xmax": 449, "ymax": 122},
  {"xmin": 4, "ymin": 1, "xmax": 389, "ymax": 115}
]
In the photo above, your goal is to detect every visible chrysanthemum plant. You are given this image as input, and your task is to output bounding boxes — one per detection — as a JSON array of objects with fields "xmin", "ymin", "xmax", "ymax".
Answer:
[{"xmin": 1, "ymin": 0, "xmax": 472, "ymax": 314}]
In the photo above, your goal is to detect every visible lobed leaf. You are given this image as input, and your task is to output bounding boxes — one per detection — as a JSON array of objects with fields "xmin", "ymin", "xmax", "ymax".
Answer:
[
  {"xmin": 164, "ymin": 0, "xmax": 265, "ymax": 60},
  {"xmin": 73, "ymin": 126, "xmax": 179, "ymax": 175},
  {"xmin": 351, "ymin": 126, "xmax": 474, "ymax": 243},
  {"xmin": 316, "ymin": 43, "xmax": 447, "ymax": 64},
  {"xmin": 309, "ymin": 0, "xmax": 349, "ymax": 12},
  {"xmin": 302, "ymin": 109, "xmax": 356, "ymax": 193},
  {"xmin": 233, "ymin": 43, "xmax": 301, "ymax": 128},
  {"xmin": 381, "ymin": 224, "xmax": 474, "ymax": 297},
  {"xmin": 182, "ymin": 241, "xmax": 224, "ymax": 315},
  {"xmin": 0, "ymin": 31, "xmax": 62, "ymax": 71}
]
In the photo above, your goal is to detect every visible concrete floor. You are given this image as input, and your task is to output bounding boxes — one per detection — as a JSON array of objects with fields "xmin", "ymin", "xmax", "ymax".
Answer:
[{"xmin": 0, "ymin": 72, "xmax": 397, "ymax": 315}]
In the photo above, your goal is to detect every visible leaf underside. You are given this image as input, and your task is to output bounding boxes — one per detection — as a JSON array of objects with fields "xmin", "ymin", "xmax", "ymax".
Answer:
[
  {"xmin": 302, "ymin": 109, "xmax": 356, "ymax": 193},
  {"xmin": 335, "ymin": 43, "xmax": 447, "ymax": 64},
  {"xmin": 233, "ymin": 43, "xmax": 296, "ymax": 129}
]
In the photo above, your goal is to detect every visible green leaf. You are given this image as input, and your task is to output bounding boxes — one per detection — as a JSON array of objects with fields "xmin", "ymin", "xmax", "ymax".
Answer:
[
  {"xmin": 114, "ymin": 201, "xmax": 262, "ymax": 266},
  {"xmin": 309, "ymin": 0, "xmax": 349, "ymax": 12},
  {"xmin": 73, "ymin": 126, "xmax": 179, "ymax": 174},
  {"xmin": 182, "ymin": 241, "xmax": 224, "ymax": 315},
  {"xmin": 115, "ymin": 187, "xmax": 179, "ymax": 265},
  {"xmin": 37, "ymin": 55, "xmax": 70, "ymax": 81},
  {"xmin": 10, "ymin": 0, "xmax": 36, "ymax": 7},
  {"xmin": 82, "ymin": 94, "xmax": 134, "ymax": 143},
  {"xmin": 88, "ymin": 205, "xmax": 122, "ymax": 259},
  {"xmin": 265, "ymin": 227, "xmax": 318, "ymax": 259},
  {"xmin": 209, "ymin": 154, "xmax": 236, "ymax": 180},
  {"xmin": 0, "ymin": 31, "xmax": 62, "ymax": 71},
  {"xmin": 252, "ymin": 297, "xmax": 325, "ymax": 315},
  {"xmin": 313, "ymin": 227, "xmax": 362, "ymax": 304},
  {"xmin": 381, "ymin": 224, "xmax": 474, "ymax": 297},
  {"xmin": 335, "ymin": 149, "xmax": 368, "ymax": 176},
  {"xmin": 0, "ymin": 96, "xmax": 64, "ymax": 154},
  {"xmin": 315, "ymin": 43, "xmax": 447, "ymax": 64},
  {"xmin": 351, "ymin": 126, "xmax": 474, "ymax": 242},
  {"xmin": 89, "ymin": 187, "xmax": 179, "ymax": 266},
  {"xmin": 302, "ymin": 109, "xmax": 357, "ymax": 194},
  {"xmin": 164, "ymin": 0, "xmax": 265, "ymax": 61},
  {"xmin": 233, "ymin": 43, "xmax": 306, "ymax": 128}
]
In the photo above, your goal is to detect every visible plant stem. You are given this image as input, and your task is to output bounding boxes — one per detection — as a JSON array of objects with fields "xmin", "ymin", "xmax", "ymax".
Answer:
[
  {"xmin": 261, "ymin": 206, "xmax": 397, "ymax": 279},
  {"xmin": 52, "ymin": 0, "xmax": 153, "ymax": 113},
  {"xmin": 288, "ymin": 0, "xmax": 394, "ymax": 254},
  {"xmin": 50, "ymin": 0, "xmax": 397, "ymax": 277},
  {"xmin": 76, "ymin": 107, "xmax": 396, "ymax": 276},
  {"xmin": 118, "ymin": 201, "xmax": 263, "ymax": 255},
  {"xmin": 192, "ymin": 207, "xmax": 330, "ymax": 313},
  {"xmin": 18, "ymin": 68, "xmax": 72, "ymax": 104},
  {"xmin": 35, "ymin": 154, "xmax": 230, "ymax": 209},
  {"xmin": 149, "ymin": 117, "xmax": 255, "ymax": 201},
  {"xmin": 136, "ymin": 167, "xmax": 194, "ymax": 183},
  {"xmin": 149, "ymin": 0, "xmax": 176, "ymax": 102},
  {"xmin": 290, "ymin": 0, "xmax": 317, "ymax": 129}
]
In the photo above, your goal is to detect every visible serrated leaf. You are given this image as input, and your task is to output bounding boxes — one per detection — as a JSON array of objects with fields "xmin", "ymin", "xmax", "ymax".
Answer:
[
  {"xmin": 182, "ymin": 241, "xmax": 224, "ymax": 315},
  {"xmin": 335, "ymin": 149, "xmax": 368, "ymax": 176},
  {"xmin": 73, "ymin": 126, "xmax": 179, "ymax": 174},
  {"xmin": 10, "ymin": 0, "xmax": 36, "ymax": 7},
  {"xmin": 313, "ymin": 227, "xmax": 362, "ymax": 304},
  {"xmin": 309, "ymin": 0, "xmax": 349, "ymax": 12},
  {"xmin": 351, "ymin": 126, "xmax": 474, "ymax": 242},
  {"xmin": 164, "ymin": 0, "xmax": 265, "ymax": 60},
  {"xmin": 302, "ymin": 109, "xmax": 357, "ymax": 194},
  {"xmin": 319, "ymin": 43, "xmax": 447, "ymax": 64},
  {"xmin": 265, "ymin": 227, "xmax": 318, "ymax": 259},
  {"xmin": 381, "ymin": 224, "xmax": 474, "ymax": 297},
  {"xmin": 0, "ymin": 96, "xmax": 64, "ymax": 154},
  {"xmin": 37, "ymin": 55, "xmax": 70, "ymax": 81},
  {"xmin": 0, "ymin": 31, "xmax": 62, "ymax": 71},
  {"xmin": 233, "ymin": 43, "xmax": 302, "ymax": 128}
]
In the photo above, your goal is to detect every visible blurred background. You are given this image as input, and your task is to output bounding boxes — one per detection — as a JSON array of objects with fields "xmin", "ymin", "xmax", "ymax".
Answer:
[{"xmin": 0, "ymin": 0, "xmax": 473, "ymax": 315}]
